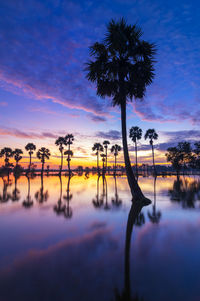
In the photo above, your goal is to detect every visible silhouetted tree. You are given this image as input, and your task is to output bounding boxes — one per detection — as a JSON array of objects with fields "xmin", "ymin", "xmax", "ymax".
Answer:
[
  {"xmin": 166, "ymin": 146, "xmax": 183, "ymax": 176},
  {"xmin": 55, "ymin": 137, "xmax": 67, "ymax": 175},
  {"xmin": 144, "ymin": 129, "xmax": 158, "ymax": 175},
  {"xmin": 129, "ymin": 126, "xmax": 142, "ymax": 178},
  {"xmin": 13, "ymin": 148, "xmax": 23, "ymax": 166},
  {"xmin": 85, "ymin": 18, "xmax": 156, "ymax": 202},
  {"xmin": 111, "ymin": 144, "xmax": 121, "ymax": 175},
  {"xmin": 101, "ymin": 153, "xmax": 106, "ymax": 174},
  {"xmin": 36, "ymin": 147, "xmax": 50, "ymax": 175},
  {"xmin": 103, "ymin": 140, "xmax": 110, "ymax": 172},
  {"xmin": 25, "ymin": 143, "xmax": 36, "ymax": 170},
  {"xmin": 92, "ymin": 143, "xmax": 103, "ymax": 174},
  {"xmin": 0, "ymin": 147, "xmax": 13, "ymax": 167}
]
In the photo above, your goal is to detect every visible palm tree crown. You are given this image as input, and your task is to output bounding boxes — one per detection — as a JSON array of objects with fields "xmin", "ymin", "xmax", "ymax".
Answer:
[
  {"xmin": 129, "ymin": 126, "xmax": 142, "ymax": 143},
  {"xmin": 111, "ymin": 144, "xmax": 122, "ymax": 155},
  {"xmin": 92, "ymin": 143, "xmax": 104, "ymax": 153},
  {"xmin": 0, "ymin": 147, "xmax": 13, "ymax": 166},
  {"xmin": 13, "ymin": 148, "xmax": 23, "ymax": 165},
  {"xmin": 144, "ymin": 129, "xmax": 158, "ymax": 145},
  {"xmin": 37, "ymin": 148, "xmax": 50, "ymax": 163},
  {"xmin": 25, "ymin": 143, "xmax": 36, "ymax": 153}
]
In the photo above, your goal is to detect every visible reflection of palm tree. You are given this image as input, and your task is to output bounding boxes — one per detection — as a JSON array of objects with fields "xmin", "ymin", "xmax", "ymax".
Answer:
[
  {"xmin": 148, "ymin": 177, "xmax": 161, "ymax": 224},
  {"xmin": 35, "ymin": 175, "xmax": 49, "ymax": 203},
  {"xmin": 63, "ymin": 176, "xmax": 73, "ymax": 218},
  {"xmin": 144, "ymin": 129, "xmax": 158, "ymax": 175},
  {"xmin": 92, "ymin": 143, "xmax": 103, "ymax": 175},
  {"xmin": 102, "ymin": 176, "xmax": 110, "ymax": 210},
  {"xmin": 92, "ymin": 176, "xmax": 103, "ymax": 208},
  {"xmin": 11, "ymin": 173, "xmax": 20, "ymax": 202},
  {"xmin": 25, "ymin": 143, "xmax": 36, "ymax": 170},
  {"xmin": 112, "ymin": 176, "xmax": 122, "ymax": 208},
  {"xmin": 54, "ymin": 176, "xmax": 66, "ymax": 215},
  {"xmin": 0, "ymin": 177, "xmax": 11, "ymax": 203},
  {"xmin": 168, "ymin": 177, "xmax": 200, "ymax": 209},
  {"xmin": 23, "ymin": 176, "xmax": 33, "ymax": 208},
  {"xmin": 114, "ymin": 201, "xmax": 148, "ymax": 300}
]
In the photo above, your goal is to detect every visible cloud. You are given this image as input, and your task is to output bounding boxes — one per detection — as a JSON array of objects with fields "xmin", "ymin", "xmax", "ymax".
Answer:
[
  {"xmin": 88, "ymin": 114, "xmax": 107, "ymax": 123},
  {"xmin": 0, "ymin": 126, "xmax": 58, "ymax": 140},
  {"xmin": 96, "ymin": 130, "xmax": 121, "ymax": 140}
]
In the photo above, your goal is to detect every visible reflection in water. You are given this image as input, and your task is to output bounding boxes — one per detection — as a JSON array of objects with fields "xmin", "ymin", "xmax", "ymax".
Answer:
[
  {"xmin": 54, "ymin": 176, "xmax": 66, "ymax": 216},
  {"xmin": 63, "ymin": 176, "xmax": 73, "ymax": 218},
  {"xmin": 169, "ymin": 176, "xmax": 200, "ymax": 208},
  {"xmin": 0, "ymin": 176, "xmax": 12, "ymax": 203},
  {"xmin": 114, "ymin": 202, "xmax": 146, "ymax": 301},
  {"xmin": 102, "ymin": 176, "xmax": 110, "ymax": 210},
  {"xmin": 11, "ymin": 173, "xmax": 21, "ymax": 202},
  {"xmin": 22, "ymin": 176, "xmax": 33, "ymax": 208},
  {"xmin": 112, "ymin": 176, "xmax": 122, "ymax": 208},
  {"xmin": 92, "ymin": 175, "xmax": 103, "ymax": 208},
  {"xmin": 148, "ymin": 177, "xmax": 161, "ymax": 224},
  {"xmin": 35, "ymin": 175, "xmax": 49, "ymax": 203}
]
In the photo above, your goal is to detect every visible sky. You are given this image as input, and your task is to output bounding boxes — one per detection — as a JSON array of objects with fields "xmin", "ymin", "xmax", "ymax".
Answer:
[{"xmin": 0, "ymin": 0, "xmax": 200, "ymax": 168}]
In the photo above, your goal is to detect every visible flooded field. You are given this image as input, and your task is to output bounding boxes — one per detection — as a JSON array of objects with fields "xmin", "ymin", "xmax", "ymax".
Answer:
[{"xmin": 1, "ymin": 174, "xmax": 200, "ymax": 301}]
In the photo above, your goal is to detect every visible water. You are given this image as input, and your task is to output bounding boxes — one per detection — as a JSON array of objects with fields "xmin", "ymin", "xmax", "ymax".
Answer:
[{"xmin": 0, "ymin": 174, "xmax": 200, "ymax": 301}]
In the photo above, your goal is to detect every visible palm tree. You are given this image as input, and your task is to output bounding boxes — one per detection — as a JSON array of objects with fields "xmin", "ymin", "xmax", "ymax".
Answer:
[
  {"xmin": 85, "ymin": 18, "xmax": 155, "ymax": 202},
  {"xmin": 103, "ymin": 140, "xmax": 110, "ymax": 172},
  {"xmin": 12, "ymin": 148, "xmax": 23, "ymax": 166},
  {"xmin": 101, "ymin": 153, "xmax": 106, "ymax": 174},
  {"xmin": 36, "ymin": 147, "xmax": 51, "ymax": 175},
  {"xmin": 111, "ymin": 144, "xmax": 121, "ymax": 175},
  {"xmin": 55, "ymin": 137, "xmax": 67, "ymax": 175},
  {"xmin": 64, "ymin": 150, "xmax": 73, "ymax": 174},
  {"xmin": 0, "ymin": 147, "xmax": 13, "ymax": 167},
  {"xmin": 92, "ymin": 143, "xmax": 103, "ymax": 174},
  {"xmin": 25, "ymin": 143, "xmax": 36, "ymax": 170},
  {"xmin": 129, "ymin": 126, "xmax": 142, "ymax": 178},
  {"xmin": 144, "ymin": 129, "xmax": 158, "ymax": 175}
]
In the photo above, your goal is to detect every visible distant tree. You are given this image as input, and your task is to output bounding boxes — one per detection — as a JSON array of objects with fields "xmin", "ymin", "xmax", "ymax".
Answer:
[
  {"xmin": 13, "ymin": 148, "xmax": 23, "ymax": 166},
  {"xmin": 193, "ymin": 142, "xmax": 200, "ymax": 168},
  {"xmin": 165, "ymin": 147, "xmax": 183, "ymax": 176},
  {"xmin": 0, "ymin": 147, "xmax": 13, "ymax": 167},
  {"xmin": 55, "ymin": 137, "xmax": 67, "ymax": 174},
  {"xmin": 129, "ymin": 126, "xmax": 142, "ymax": 178},
  {"xmin": 92, "ymin": 143, "xmax": 103, "ymax": 174},
  {"xmin": 111, "ymin": 144, "xmax": 122, "ymax": 175},
  {"xmin": 103, "ymin": 140, "xmax": 110, "ymax": 172},
  {"xmin": 25, "ymin": 143, "xmax": 36, "ymax": 170},
  {"xmin": 64, "ymin": 150, "xmax": 73, "ymax": 174},
  {"xmin": 144, "ymin": 129, "xmax": 158, "ymax": 174},
  {"xmin": 36, "ymin": 147, "xmax": 51, "ymax": 175},
  {"xmin": 85, "ymin": 18, "xmax": 156, "ymax": 202}
]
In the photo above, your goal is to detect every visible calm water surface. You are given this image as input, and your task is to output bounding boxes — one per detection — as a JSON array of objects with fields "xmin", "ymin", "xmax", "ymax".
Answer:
[{"xmin": 0, "ymin": 174, "xmax": 200, "ymax": 301}]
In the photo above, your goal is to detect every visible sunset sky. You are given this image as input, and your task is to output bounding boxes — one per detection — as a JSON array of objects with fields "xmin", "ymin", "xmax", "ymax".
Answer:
[{"xmin": 0, "ymin": 0, "xmax": 200, "ymax": 168}]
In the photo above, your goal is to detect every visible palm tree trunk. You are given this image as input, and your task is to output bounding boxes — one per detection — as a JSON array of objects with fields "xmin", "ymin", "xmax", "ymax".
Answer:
[
  {"xmin": 42, "ymin": 162, "xmax": 44, "ymax": 175},
  {"xmin": 97, "ymin": 151, "xmax": 99, "ymax": 174},
  {"xmin": 29, "ymin": 153, "xmax": 32, "ymax": 170},
  {"xmin": 135, "ymin": 141, "xmax": 138, "ymax": 179},
  {"xmin": 114, "ymin": 154, "xmax": 117, "ymax": 175},
  {"xmin": 121, "ymin": 102, "xmax": 146, "ymax": 201},
  {"xmin": 151, "ymin": 144, "xmax": 156, "ymax": 175},
  {"xmin": 60, "ymin": 150, "xmax": 63, "ymax": 174},
  {"xmin": 106, "ymin": 147, "xmax": 108, "ymax": 172}
]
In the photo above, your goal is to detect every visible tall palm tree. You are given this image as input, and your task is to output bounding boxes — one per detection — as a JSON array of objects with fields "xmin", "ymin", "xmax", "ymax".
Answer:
[
  {"xmin": 12, "ymin": 148, "xmax": 23, "ymax": 166},
  {"xmin": 64, "ymin": 150, "xmax": 73, "ymax": 174},
  {"xmin": 144, "ymin": 129, "xmax": 158, "ymax": 175},
  {"xmin": 65, "ymin": 134, "xmax": 74, "ymax": 152},
  {"xmin": 25, "ymin": 143, "xmax": 36, "ymax": 170},
  {"xmin": 55, "ymin": 137, "xmax": 67, "ymax": 175},
  {"xmin": 36, "ymin": 147, "xmax": 51, "ymax": 175},
  {"xmin": 92, "ymin": 143, "xmax": 103, "ymax": 174},
  {"xmin": 85, "ymin": 18, "xmax": 155, "ymax": 202},
  {"xmin": 111, "ymin": 144, "xmax": 121, "ymax": 175},
  {"xmin": 0, "ymin": 147, "xmax": 13, "ymax": 167},
  {"xmin": 129, "ymin": 126, "xmax": 142, "ymax": 178},
  {"xmin": 103, "ymin": 140, "xmax": 110, "ymax": 172}
]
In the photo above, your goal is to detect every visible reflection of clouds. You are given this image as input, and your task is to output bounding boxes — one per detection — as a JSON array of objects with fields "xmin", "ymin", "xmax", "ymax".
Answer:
[{"xmin": 0, "ymin": 228, "xmax": 121, "ymax": 301}]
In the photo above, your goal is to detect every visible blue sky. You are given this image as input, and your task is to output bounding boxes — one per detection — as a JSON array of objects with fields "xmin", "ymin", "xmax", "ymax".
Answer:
[{"xmin": 0, "ymin": 0, "xmax": 200, "ymax": 166}]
